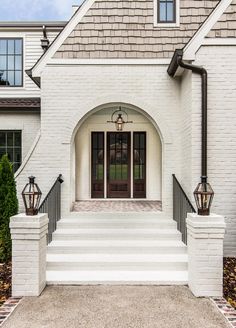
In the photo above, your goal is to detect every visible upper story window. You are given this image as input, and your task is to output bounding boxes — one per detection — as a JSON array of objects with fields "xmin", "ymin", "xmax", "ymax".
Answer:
[
  {"xmin": 0, "ymin": 131, "xmax": 22, "ymax": 173},
  {"xmin": 158, "ymin": 0, "xmax": 176, "ymax": 23},
  {"xmin": 0, "ymin": 38, "xmax": 23, "ymax": 87},
  {"xmin": 156, "ymin": 0, "xmax": 178, "ymax": 25}
]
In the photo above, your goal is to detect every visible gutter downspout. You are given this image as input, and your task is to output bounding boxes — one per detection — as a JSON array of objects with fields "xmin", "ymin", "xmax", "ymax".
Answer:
[{"xmin": 167, "ymin": 49, "xmax": 208, "ymax": 185}]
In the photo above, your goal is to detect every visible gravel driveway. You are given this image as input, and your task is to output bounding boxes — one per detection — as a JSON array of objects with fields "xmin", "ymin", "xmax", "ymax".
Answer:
[{"xmin": 3, "ymin": 285, "xmax": 229, "ymax": 328}]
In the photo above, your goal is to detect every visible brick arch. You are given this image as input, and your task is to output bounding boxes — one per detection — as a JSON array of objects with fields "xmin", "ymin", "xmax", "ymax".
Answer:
[{"xmin": 62, "ymin": 96, "xmax": 173, "ymax": 146}]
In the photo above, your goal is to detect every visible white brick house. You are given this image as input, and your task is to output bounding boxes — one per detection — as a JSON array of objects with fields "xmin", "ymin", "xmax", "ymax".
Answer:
[{"xmin": 1, "ymin": 0, "xmax": 236, "ymax": 287}]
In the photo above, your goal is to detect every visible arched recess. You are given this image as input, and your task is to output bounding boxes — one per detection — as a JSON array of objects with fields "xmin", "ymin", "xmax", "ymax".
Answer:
[
  {"xmin": 68, "ymin": 100, "xmax": 172, "ymax": 204},
  {"xmin": 63, "ymin": 95, "xmax": 173, "ymax": 145}
]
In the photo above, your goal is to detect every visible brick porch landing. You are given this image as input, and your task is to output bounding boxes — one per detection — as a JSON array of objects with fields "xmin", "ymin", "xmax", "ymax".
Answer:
[{"xmin": 73, "ymin": 200, "xmax": 162, "ymax": 212}]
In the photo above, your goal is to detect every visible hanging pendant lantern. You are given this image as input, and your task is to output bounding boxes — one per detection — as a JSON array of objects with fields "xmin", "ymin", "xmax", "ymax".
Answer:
[
  {"xmin": 22, "ymin": 176, "xmax": 42, "ymax": 216},
  {"xmin": 107, "ymin": 107, "xmax": 133, "ymax": 131}
]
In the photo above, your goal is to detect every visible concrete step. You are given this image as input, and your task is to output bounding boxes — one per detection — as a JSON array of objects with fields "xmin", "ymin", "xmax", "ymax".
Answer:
[
  {"xmin": 46, "ymin": 270, "xmax": 188, "ymax": 285},
  {"xmin": 47, "ymin": 240, "xmax": 187, "ymax": 254},
  {"xmin": 67, "ymin": 212, "xmax": 166, "ymax": 219},
  {"xmin": 46, "ymin": 253, "xmax": 188, "ymax": 271},
  {"xmin": 57, "ymin": 218, "xmax": 176, "ymax": 229},
  {"xmin": 52, "ymin": 228, "xmax": 182, "ymax": 241}
]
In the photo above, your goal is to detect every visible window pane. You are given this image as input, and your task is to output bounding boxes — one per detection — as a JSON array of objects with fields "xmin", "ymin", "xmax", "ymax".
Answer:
[
  {"xmin": 0, "ymin": 132, "xmax": 6, "ymax": 146},
  {"xmin": 0, "ymin": 38, "xmax": 23, "ymax": 87},
  {"xmin": 0, "ymin": 131, "xmax": 22, "ymax": 173},
  {"xmin": 159, "ymin": 2, "xmax": 166, "ymax": 21},
  {"xmin": 15, "ymin": 71, "xmax": 22, "ymax": 86},
  {"xmin": 7, "ymin": 71, "xmax": 14, "ymax": 85},
  {"xmin": 8, "ymin": 40, "xmax": 15, "ymax": 54},
  {"xmin": 14, "ymin": 148, "xmax": 21, "ymax": 163},
  {"xmin": 8, "ymin": 55, "xmax": 14, "ymax": 70},
  {"xmin": 14, "ymin": 132, "xmax": 21, "ymax": 147},
  {"xmin": 167, "ymin": 2, "xmax": 174, "ymax": 21},
  {"xmin": 0, "ymin": 148, "xmax": 6, "ymax": 159},
  {"xmin": 7, "ymin": 132, "xmax": 13, "ymax": 146},
  {"xmin": 15, "ymin": 40, "xmax": 22, "ymax": 55},
  {"xmin": 0, "ymin": 56, "xmax": 6, "ymax": 70},
  {"xmin": 0, "ymin": 40, "xmax": 7, "ymax": 54},
  {"xmin": 15, "ymin": 55, "xmax": 22, "ymax": 70},
  {"xmin": 7, "ymin": 148, "xmax": 13, "ymax": 162}
]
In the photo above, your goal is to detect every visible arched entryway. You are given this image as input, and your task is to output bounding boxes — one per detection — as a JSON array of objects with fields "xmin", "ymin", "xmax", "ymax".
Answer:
[{"xmin": 74, "ymin": 104, "xmax": 162, "ymax": 201}]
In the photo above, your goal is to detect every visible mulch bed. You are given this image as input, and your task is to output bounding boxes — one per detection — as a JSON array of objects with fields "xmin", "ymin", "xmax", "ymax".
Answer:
[
  {"xmin": 223, "ymin": 257, "xmax": 236, "ymax": 309},
  {"xmin": 0, "ymin": 262, "xmax": 11, "ymax": 306}
]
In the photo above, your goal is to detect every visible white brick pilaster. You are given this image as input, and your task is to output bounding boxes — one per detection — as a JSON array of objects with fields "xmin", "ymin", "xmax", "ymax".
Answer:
[
  {"xmin": 10, "ymin": 213, "xmax": 49, "ymax": 297},
  {"xmin": 187, "ymin": 213, "xmax": 226, "ymax": 297}
]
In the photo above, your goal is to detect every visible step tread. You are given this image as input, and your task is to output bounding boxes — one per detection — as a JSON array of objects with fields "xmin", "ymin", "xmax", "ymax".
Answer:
[
  {"xmin": 59, "ymin": 218, "xmax": 173, "ymax": 222},
  {"xmin": 46, "ymin": 270, "xmax": 188, "ymax": 284},
  {"xmin": 48, "ymin": 240, "xmax": 186, "ymax": 247},
  {"xmin": 54, "ymin": 228, "xmax": 180, "ymax": 234},
  {"xmin": 47, "ymin": 253, "xmax": 188, "ymax": 262}
]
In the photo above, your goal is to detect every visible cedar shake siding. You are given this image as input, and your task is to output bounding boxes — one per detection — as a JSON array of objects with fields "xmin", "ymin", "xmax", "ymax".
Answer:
[
  {"xmin": 54, "ymin": 0, "xmax": 220, "ymax": 59},
  {"xmin": 207, "ymin": 0, "xmax": 236, "ymax": 38}
]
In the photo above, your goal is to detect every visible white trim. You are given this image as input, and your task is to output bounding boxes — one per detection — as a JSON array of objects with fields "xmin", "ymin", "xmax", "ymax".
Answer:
[
  {"xmin": 48, "ymin": 58, "xmax": 171, "ymax": 66},
  {"xmin": 153, "ymin": 0, "xmax": 180, "ymax": 28},
  {"xmin": 31, "ymin": 0, "xmax": 96, "ymax": 77},
  {"xmin": 183, "ymin": 0, "xmax": 233, "ymax": 60},
  {"xmin": 202, "ymin": 38, "xmax": 236, "ymax": 46}
]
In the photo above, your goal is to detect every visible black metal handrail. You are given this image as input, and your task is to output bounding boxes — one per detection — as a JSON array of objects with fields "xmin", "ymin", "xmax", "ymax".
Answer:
[
  {"xmin": 173, "ymin": 174, "xmax": 196, "ymax": 244},
  {"xmin": 39, "ymin": 174, "xmax": 64, "ymax": 244}
]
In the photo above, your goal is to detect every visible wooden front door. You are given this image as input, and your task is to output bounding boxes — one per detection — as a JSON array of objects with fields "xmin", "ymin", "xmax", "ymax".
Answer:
[{"xmin": 107, "ymin": 132, "xmax": 131, "ymax": 198}]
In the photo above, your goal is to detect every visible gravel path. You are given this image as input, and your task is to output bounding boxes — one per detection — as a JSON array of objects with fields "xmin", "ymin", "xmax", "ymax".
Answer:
[{"xmin": 2, "ymin": 285, "xmax": 229, "ymax": 328}]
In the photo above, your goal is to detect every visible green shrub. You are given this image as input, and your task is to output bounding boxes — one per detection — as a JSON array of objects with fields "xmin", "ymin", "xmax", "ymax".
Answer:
[{"xmin": 0, "ymin": 155, "xmax": 18, "ymax": 262}]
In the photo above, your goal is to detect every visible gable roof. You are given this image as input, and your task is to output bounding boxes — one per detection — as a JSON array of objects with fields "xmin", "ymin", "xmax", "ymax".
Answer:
[
  {"xmin": 31, "ymin": 0, "xmax": 233, "ymax": 78},
  {"xmin": 31, "ymin": 0, "xmax": 96, "ymax": 77}
]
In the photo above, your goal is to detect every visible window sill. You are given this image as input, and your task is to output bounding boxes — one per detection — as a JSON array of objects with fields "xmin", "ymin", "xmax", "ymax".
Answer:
[{"xmin": 154, "ymin": 22, "xmax": 180, "ymax": 28}]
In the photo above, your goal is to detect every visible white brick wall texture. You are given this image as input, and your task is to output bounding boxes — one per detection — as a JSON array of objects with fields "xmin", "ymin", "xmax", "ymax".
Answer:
[
  {"xmin": 15, "ymin": 64, "xmax": 181, "ymax": 216},
  {"xmin": 187, "ymin": 213, "xmax": 226, "ymax": 297},
  {"xmin": 193, "ymin": 45, "xmax": 236, "ymax": 257},
  {"xmin": 13, "ymin": 45, "xmax": 236, "ymax": 257},
  {"xmin": 10, "ymin": 213, "xmax": 49, "ymax": 297}
]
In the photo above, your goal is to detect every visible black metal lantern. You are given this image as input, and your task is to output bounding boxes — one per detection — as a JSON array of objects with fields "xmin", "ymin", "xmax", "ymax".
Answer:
[
  {"xmin": 194, "ymin": 176, "xmax": 214, "ymax": 216},
  {"xmin": 107, "ymin": 107, "xmax": 133, "ymax": 131},
  {"xmin": 22, "ymin": 176, "xmax": 42, "ymax": 216}
]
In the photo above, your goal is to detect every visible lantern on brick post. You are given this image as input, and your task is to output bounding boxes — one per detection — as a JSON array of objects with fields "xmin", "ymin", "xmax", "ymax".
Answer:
[
  {"xmin": 22, "ymin": 176, "xmax": 42, "ymax": 215},
  {"xmin": 194, "ymin": 176, "xmax": 214, "ymax": 216}
]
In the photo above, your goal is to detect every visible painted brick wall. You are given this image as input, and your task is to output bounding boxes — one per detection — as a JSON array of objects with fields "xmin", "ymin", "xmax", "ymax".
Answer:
[
  {"xmin": 193, "ymin": 45, "xmax": 236, "ymax": 256},
  {"xmin": 179, "ymin": 70, "xmax": 194, "ymax": 201},
  {"xmin": 54, "ymin": 0, "xmax": 219, "ymax": 59},
  {"xmin": 15, "ymin": 64, "xmax": 181, "ymax": 216}
]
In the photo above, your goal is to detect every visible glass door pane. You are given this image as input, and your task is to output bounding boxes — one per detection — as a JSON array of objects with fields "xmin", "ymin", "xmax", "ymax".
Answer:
[
  {"xmin": 91, "ymin": 132, "xmax": 104, "ymax": 198},
  {"xmin": 107, "ymin": 132, "xmax": 131, "ymax": 198},
  {"xmin": 133, "ymin": 132, "xmax": 146, "ymax": 198}
]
